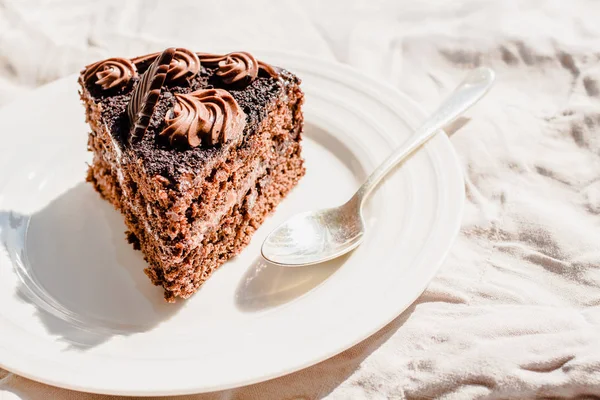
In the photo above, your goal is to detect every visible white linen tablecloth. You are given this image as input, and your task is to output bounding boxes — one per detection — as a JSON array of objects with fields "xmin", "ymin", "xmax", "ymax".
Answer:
[{"xmin": 1, "ymin": 0, "xmax": 600, "ymax": 399}]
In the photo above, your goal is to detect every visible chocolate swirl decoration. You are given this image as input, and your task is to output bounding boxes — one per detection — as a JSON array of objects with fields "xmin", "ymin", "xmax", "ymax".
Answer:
[
  {"xmin": 132, "ymin": 48, "xmax": 200, "ymax": 83},
  {"xmin": 127, "ymin": 48, "xmax": 176, "ymax": 144},
  {"xmin": 160, "ymin": 89, "xmax": 246, "ymax": 148},
  {"xmin": 197, "ymin": 52, "xmax": 257, "ymax": 85},
  {"xmin": 83, "ymin": 58, "xmax": 136, "ymax": 90},
  {"xmin": 168, "ymin": 48, "xmax": 200, "ymax": 81},
  {"xmin": 197, "ymin": 52, "xmax": 279, "ymax": 85}
]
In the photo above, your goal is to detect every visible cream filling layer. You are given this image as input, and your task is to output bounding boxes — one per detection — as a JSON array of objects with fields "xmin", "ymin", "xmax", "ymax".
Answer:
[{"xmin": 123, "ymin": 156, "xmax": 270, "ymax": 265}]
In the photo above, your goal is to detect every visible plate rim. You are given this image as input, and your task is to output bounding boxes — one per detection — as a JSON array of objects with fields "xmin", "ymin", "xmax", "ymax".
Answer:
[{"xmin": 0, "ymin": 50, "xmax": 465, "ymax": 396}]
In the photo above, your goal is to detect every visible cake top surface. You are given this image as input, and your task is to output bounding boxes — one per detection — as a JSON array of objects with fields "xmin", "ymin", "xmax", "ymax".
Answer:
[{"xmin": 81, "ymin": 49, "xmax": 299, "ymax": 180}]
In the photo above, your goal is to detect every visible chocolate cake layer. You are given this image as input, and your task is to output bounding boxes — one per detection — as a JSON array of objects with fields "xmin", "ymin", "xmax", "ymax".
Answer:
[{"xmin": 80, "ymin": 50, "xmax": 304, "ymax": 301}]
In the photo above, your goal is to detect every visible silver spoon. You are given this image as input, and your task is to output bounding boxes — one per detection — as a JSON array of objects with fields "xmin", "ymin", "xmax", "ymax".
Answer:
[{"xmin": 261, "ymin": 67, "xmax": 495, "ymax": 267}]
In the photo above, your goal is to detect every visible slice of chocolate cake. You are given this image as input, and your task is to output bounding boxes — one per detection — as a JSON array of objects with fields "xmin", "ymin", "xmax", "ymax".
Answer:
[{"xmin": 80, "ymin": 48, "xmax": 305, "ymax": 302}]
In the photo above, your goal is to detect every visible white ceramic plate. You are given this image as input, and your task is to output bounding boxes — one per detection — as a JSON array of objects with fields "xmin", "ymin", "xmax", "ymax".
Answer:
[{"xmin": 0, "ymin": 52, "xmax": 463, "ymax": 396}]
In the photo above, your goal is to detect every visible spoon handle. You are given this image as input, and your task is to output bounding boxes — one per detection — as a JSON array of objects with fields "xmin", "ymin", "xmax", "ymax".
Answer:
[{"xmin": 353, "ymin": 67, "xmax": 495, "ymax": 205}]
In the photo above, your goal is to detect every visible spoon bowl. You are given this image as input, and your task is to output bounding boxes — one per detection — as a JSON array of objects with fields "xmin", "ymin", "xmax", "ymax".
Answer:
[
  {"xmin": 262, "ymin": 198, "xmax": 364, "ymax": 266},
  {"xmin": 262, "ymin": 67, "xmax": 495, "ymax": 267}
]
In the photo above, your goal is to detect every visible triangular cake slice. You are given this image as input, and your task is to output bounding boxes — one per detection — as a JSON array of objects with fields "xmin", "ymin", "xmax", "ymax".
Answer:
[{"xmin": 79, "ymin": 48, "xmax": 304, "ymax": 302}]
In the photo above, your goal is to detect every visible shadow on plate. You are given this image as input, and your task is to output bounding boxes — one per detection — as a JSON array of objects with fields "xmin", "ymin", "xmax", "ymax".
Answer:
[
  {"xmin": 235, "ymin": 253, "xmax": 349, "ymax": 312},
  {"xmin": 0, "ymin": 182, "xmax": 183, "ymax": 349}
]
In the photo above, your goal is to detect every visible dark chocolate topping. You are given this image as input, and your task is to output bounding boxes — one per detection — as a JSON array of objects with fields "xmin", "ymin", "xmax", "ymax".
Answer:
[
  {"xmin": 83, "ymin": 58, "xmax": 137, "ymax": 90},
  {"xmin": 89, "ymin": 54, "xmax": 299, "ymax": 180},
  {"xmin": 160, "ymin": 89, "xmax": 245, "ymax": 148},
  {"xmin": 127, "ymin": 48, "xmax": 176, "ymax": 143}
]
